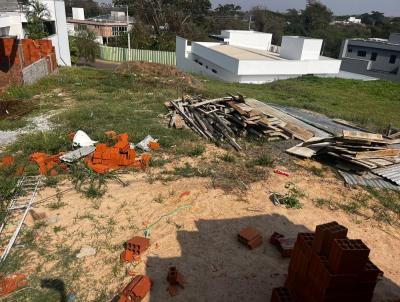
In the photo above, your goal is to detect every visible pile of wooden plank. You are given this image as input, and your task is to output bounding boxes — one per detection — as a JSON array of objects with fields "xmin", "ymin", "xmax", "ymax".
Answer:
[
  {"xmin": 288, "ymin": 130, "xmax": 400, "ymax": 174},
  {"xmin": 165, "ymin": 94, "xmax": 312, "ymax": 150}
]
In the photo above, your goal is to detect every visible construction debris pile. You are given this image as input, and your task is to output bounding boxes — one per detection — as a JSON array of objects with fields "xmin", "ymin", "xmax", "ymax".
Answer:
[
  {"xmin": 167, "ymin": 95, "xmax": 400, "ymax": 191},
  {"xmin": 289, "ymin": 130, "xmax": 400, "ymax": 190},
  {"xmin": 272, "ymin": 221, "xmax": 383, "ymax": 302},
  {"xmin": 165, "ymin": 94, "xmax": 310, "ymax": 151}
]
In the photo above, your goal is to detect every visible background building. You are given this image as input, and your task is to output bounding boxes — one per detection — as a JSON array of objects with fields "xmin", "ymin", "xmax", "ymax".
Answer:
[
  {"xmin": 0, "ymin": 0, "xmax": 71, "ymax": 66},
  {"xmin": 67, "ymin": 7, "xmax": 132, "ymax": 45},
  {"xmin": 177, "ymin": 30, "xmax": 341, "ymax": 84},
  {"xmin": 340, "ymin": 33, "xmax": 400, "ymax": 82}
]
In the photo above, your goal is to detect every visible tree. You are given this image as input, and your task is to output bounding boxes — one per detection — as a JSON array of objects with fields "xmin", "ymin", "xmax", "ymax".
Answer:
[
  {"xmin": 25, "ymin": 0, "xmax": 50, "ymax": 39},
  {"xmin": 215, "ymin": 4, "xmax": 242, "ymax": 16},
  {"xmin": 74, "ymin": 29, "xmax": 99, "ymax": 65},
  {"xmin": 251, "ymin": 7, "xmax": 286, "ymax": 44},
  {"xmin": 302, "ymin": 0, "xmax": 333, "ymax": 32}
]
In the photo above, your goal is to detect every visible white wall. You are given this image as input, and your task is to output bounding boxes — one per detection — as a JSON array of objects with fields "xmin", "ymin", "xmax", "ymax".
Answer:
[
  {"xmin": 237, "ymin": 58, "xmax": 341, "ymax": 76},
  {"xmin": 280, "ymin": 36, "xmax": 323, "ymax": 61},
  {"xmin": 72, "ymin": 7, "xmax": 85, "ymax": 20},
  {"xmin": 0, "ymin": 13, "xmax": 23, "ymax": 37},
  {"xmin": 43, "ymin": 0, "xmax": 71, "ymax": 66},
  {"xmin": 176, "ymin": 35, "xmax": 341, "ymax": 85},
  {"xmin": 220, "ymin": 30, "xmax": 272, "ymax": 51}
]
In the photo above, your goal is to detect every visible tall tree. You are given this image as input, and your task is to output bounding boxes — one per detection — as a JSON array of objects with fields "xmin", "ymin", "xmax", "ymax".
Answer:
[
  {"xmin": 302, "ymin": 0, "xmax": 333, "ymax": 32},
  {"xmin": 25, "ymin": 0, "xmax": 50, "ymax": 39},
  {"xmin": 251, "ymin": 7, "xmax": 286, "ymax": 44},
  {"xmin": 74, "ymin": 29, "xmax": 99, "ymax": 65}
]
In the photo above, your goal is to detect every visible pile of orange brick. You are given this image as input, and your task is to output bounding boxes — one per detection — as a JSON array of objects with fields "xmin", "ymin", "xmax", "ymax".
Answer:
[
  {"xmin": 86, "ymin": 133, "xmax": 152, "ymax": 174},
  {"xmin": 271, "ymin": 221, "xmax": 383, "ymax": 302},
  {"xmin": 0, "ymin": 37, "xmax": 57, "ymax": 91}
]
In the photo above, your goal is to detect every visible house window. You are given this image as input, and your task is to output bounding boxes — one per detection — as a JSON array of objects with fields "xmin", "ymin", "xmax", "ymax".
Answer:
[
  {"xmin": 371, "ymin": 52, "xmax": 378, "ymax": 61},
  {"xmin": 212, "ymin": 69, "xmax": 217, "ymax": 74},
  {"xmin": 347, "ymin": 47, "xmax": 353, "ymax": 53},
  {"xmin": 357, "ymin": 50, "xmax": 367, "ymax": 57},
  {"xmin": 389, "ymin": 55, "xmax": 397, "ymax": 64}
]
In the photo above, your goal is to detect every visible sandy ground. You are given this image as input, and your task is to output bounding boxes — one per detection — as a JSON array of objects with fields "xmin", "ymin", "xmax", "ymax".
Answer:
[{"xmin": 19, "ymin": 151, "xmax": 400, "ymax": 302}]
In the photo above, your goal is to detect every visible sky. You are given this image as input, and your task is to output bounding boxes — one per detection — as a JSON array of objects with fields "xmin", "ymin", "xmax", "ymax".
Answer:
[
  {"xmin": 95, "ymin": 0, "xmax": 400, "ymax": 16},
  {"xmin": 212, "ymin": 0, "xmax": 400, "ymax": 16}
]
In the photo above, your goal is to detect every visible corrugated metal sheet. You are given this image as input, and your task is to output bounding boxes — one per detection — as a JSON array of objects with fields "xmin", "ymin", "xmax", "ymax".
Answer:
[
  {"xmin": 372, "ymin": 163, "xmax": 400, "ymax": 185},
  {"xmin": 269, "ymin": 105, "xmax": 368, "ymax": 136},
  {"xmin": 339, "ymin": 170, "xmax": 400, "ymax": 191},
  {"xmin": 99, "ymin": 45, "xmax": 176, "ymax": 66}
]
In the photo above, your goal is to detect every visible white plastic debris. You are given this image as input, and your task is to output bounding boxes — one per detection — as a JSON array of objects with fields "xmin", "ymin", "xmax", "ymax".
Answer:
[
  {"xmin": 76, "ymin": 246, "xmax": 96, "ymax": 259},
  {"xmin": 72, "ymin": 130, "xmax": 97, "ymax": 148},
  {"xmin": 134, "ymin": 135, "xmax": 158, "ymax": 152}
]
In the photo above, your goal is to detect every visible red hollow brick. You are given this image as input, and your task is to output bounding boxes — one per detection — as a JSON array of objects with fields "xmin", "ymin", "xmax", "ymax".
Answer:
[
  {"xmin": 118, "ymin": 275, "xmax": 151, "ymax": 302},
  {"xmin": 312, "ymin": 221, "xmax": 348, "ymax": 257},
  {"xmin": 238, "ymin": 227, "xmax": 263, "ymax": 249},
  {"xmin": 126, "ymin": 236, "xmax": 150, "ymax": 256},
  {"xmin": 329, "ymin": 239, "xmax": 370, "ymax": 275}
]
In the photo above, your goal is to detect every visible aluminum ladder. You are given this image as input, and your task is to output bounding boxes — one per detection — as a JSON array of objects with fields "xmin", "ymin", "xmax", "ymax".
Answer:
[{"xmin": 0, "ymin": 175, "xmax": 43, "ymax": 263}]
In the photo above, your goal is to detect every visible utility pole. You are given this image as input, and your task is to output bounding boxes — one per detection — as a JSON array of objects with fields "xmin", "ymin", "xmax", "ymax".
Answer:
[
  {"xmin": 248, "ymin": 15, "xmax": 252, "ymax": 31},
  {"xmin": 126, "ymin": 5, "xmax": 131, "ymax": 50}
]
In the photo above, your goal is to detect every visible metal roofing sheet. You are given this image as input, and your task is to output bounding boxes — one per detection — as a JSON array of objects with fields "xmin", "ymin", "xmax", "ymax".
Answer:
[
  {"xmin": 372, "ymin": 163, "xmax": 400, "ymax": 185},
  {"xmin": 339, "ymin": 170, "xmax": 400, "ymax": 191},
  {"xmin": 269, "ymin": 105, "xmax": 368, "ymax": 136}
]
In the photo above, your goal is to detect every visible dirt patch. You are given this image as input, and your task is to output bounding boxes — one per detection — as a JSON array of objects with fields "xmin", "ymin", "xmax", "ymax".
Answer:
[
  {"xmin": 17, "ymin": 163, "xmax": 400, "ymax": 301},
  {"xmin": 0, "ymin": 99, "xmax": 34, "ymax": 120},
  {"xmin": 115, "ymin": 61, "xmax": 203, "ymax": 92}
]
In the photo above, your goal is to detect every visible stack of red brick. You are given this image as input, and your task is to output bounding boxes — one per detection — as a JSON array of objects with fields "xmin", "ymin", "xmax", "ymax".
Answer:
[{"xmin": 272, "ymin": 221, "xmax": 382, "ymax": 302}]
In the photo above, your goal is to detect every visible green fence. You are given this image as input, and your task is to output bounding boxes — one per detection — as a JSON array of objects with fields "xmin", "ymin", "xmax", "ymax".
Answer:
[{"xmin": 99, "ymin": 45, "xmax": 176, "ymax": 66}]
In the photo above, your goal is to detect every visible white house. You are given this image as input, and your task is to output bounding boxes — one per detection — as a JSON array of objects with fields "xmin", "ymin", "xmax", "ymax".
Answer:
[
  {"xmin": 176, "ymin": 30, "xmax": 341, "ymax": 84},
  {"xmin": 0, "ymin": 0, "xmax": 71, "ymax": 66}
]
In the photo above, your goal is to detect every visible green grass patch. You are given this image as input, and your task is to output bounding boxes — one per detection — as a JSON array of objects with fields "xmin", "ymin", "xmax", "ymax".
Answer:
[{"xmin": 204, "ymin": 76, "xmax": 400, "ymax": 131}]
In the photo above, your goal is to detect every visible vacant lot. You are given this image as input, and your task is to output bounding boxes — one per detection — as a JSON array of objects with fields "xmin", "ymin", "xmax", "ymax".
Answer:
[{"xmin": 0, "ymin": 66, "xmax": 399, "ymax": 301}]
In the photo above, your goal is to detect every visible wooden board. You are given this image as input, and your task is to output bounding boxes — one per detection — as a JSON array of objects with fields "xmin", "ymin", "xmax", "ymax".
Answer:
[
  {"xmin": 286, "ymin": 145, "xmax": 316, "ymax": 158},
  {"xmin": 355, "ymin": 149, "xmax": 400, "ymax": 159},
  {"xmin": 342, "ymin": 130, "xmax": 383, "ymax": 142},
  {"xmin": 280, "ymin": 122, "xmax": 314, "ymax": 142}
]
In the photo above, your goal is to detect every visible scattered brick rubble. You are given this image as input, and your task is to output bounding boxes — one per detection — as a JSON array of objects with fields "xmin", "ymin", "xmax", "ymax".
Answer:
[
  {"xmin": 118, "ymin": 275, "xmax": 151, "ymax": 302},
  {"xmin": 0, "ymin": 274, "xmax": 28, "ymax": 297},
  {"xmin": 167, "ymin": 267, "xmax": 185, "ymax": 297},
  {"xmin": 29, "ymin": 152, "xmax": 67, "ymax": 176},
  {"xmin": 120, "ymin": 236, "xmax": 150, "ymax": 263},
  {"xmin": 271, "ymin": 221, "xmax": 383, "ymax": 302},
  {"xmin": 238, "ymin": 227, "xmax": 263, "ymax": 249}
]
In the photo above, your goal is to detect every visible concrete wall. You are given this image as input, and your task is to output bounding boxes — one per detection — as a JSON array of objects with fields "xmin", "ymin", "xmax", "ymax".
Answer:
[
  {"xmin": 221, "ymin": 30, "xmax": 272, "ymax": 51},
  {"xmin": 237, "ymin": 57, "xmax": 341, "ymax": 76},
  {"xmin": 280, "ymin": 36, "xmax": 323, "ymax": 61},
  {"xmin": 45, "ymin": 0, "xmax": 71, "ymax": 66},
  {"xmin": 192, "ymin": 42, "xmax": 239, "ymax": 74},
  {"xmin": 22, "ymin": 57, "xmax": 50, "ymax": 84}
]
